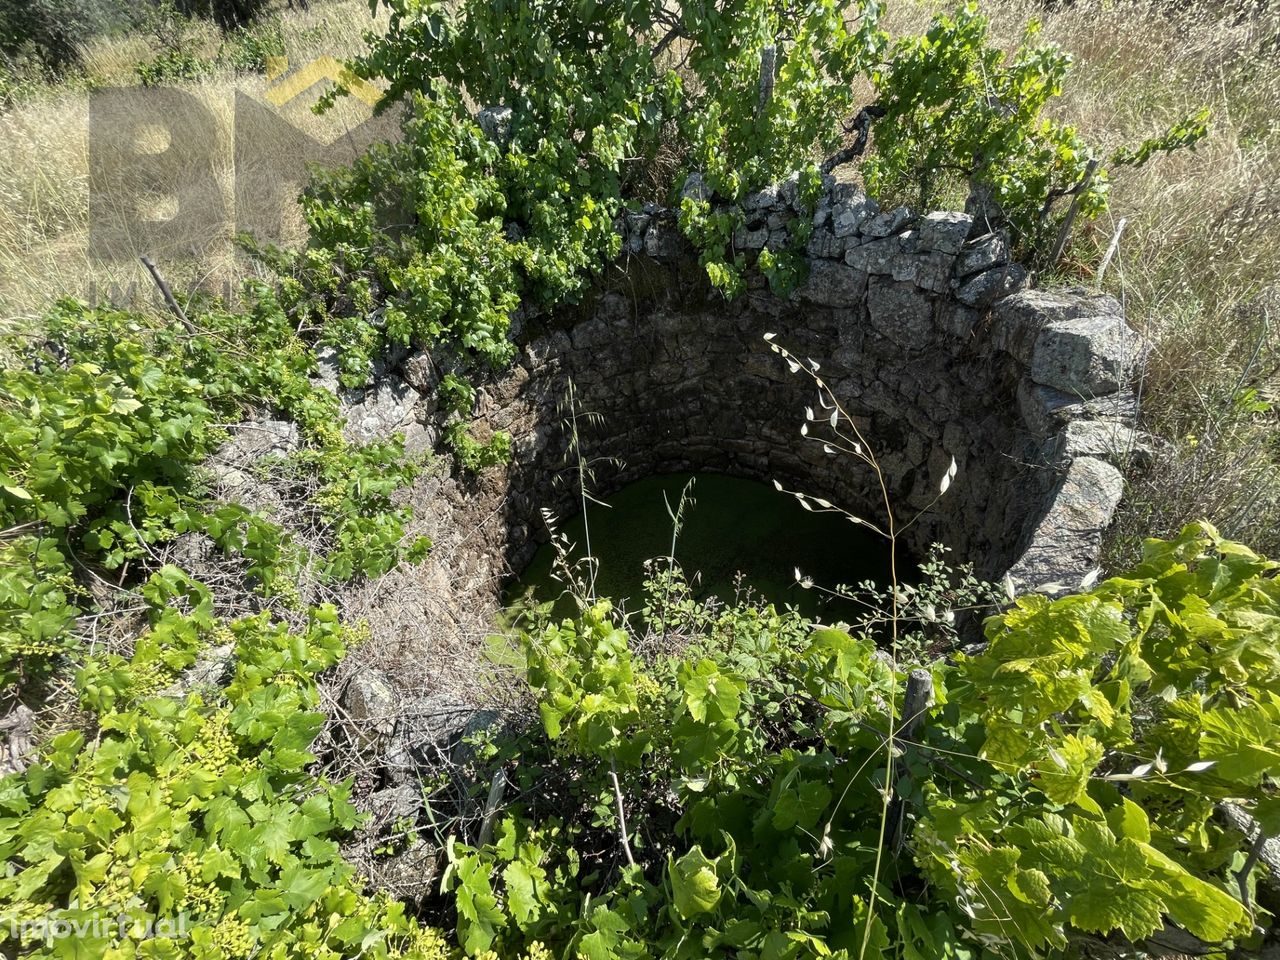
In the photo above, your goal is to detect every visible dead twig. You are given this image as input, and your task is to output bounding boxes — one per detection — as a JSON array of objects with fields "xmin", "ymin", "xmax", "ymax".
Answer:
[
  {"xmin": 608, "ymin": 756, "xmax": 637, "ymax": 868},
  {"xmin": 140, "ymin": 255, "xmax": 196, "ymax": 335},
  {"xmin": 1096, "ymin": 217, "xmax": 1127, "ymax": 287}
]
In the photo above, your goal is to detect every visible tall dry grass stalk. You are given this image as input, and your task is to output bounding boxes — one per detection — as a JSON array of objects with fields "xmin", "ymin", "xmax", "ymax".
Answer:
[{"xmin": 1021, "ymin": 0, "xmax": 1280, "ymax": 559}]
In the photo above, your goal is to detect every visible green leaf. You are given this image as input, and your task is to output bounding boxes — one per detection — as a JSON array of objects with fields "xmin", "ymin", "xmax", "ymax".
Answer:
[
  {"xmin": 453, "ymin": 853, "xmax": 505, "ymax": 954},
  {"xmin": 1106, "ymin": 798, "xmax": 1151, "ymax": 844},
  {"xmin": 669, "ymin": 845, "xmax": 722, "ymax": 919},
  {"xmin": 680, "ymin": 659, "xmax": 743, "ymax": 723},
  {"xmin": 249, "ymin": 804, "xmax": 296, "ymax": 866},
  {"xmin": 1255, "ymin": 796, "xmax": 1280, "ymax": 836},
  {"xmin": 577, "ymin": 904, "xmax": 630, "ymax": 960},
  {"xmin": 1068, "ymin": 818, "xmax": 1165, "ymax": 941},
  {"xmin": 1, "ymin": 483, "xmax": 32, "ymax": 501},
  {"xmin": 503, "ymin": 859, "xmax": 544, "ymax": 928},
  {"xmin": 1141, "ymin": 843, "xmax": 1248, "ymax": 942},
  {"xmin": 771, "ymin": 778, "xmax": 832, "ymax": 832},
  {"xmin": 1198, "ymin": 704, "xmax": 1280, "ymax": 782},
  {"xmin": 279, "ymin": 862, "xmax": 331, "ymax": 910},
  {"xmin": 1034, "ymin": 734, "xmax": 1104, "ymax": 805}
]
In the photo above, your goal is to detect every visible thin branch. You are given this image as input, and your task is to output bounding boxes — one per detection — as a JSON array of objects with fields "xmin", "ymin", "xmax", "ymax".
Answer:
[
  {"xmin": 0, "ymin": 521, "xmax": 45, "ymax": 541},
  {"xmin": 125, "ymin": 487, "xmax": 165, "ymax": 567},
  {"xmin": 1219, "ymin": 801, "xmax": 1280, "ymax": 898},
  {"xmin": 650, "ymin": 25, "xmax": 686, "ymax": 61},
  {"xmin": 1228, "ymin": 301, "xmax": 1270, "ymax": 407},
  {"xmin": 608, "ymin": 756, "xmax": 637, "ymax": 868},
  {"xmin": 1237, "ymin": 832, "xmax": 1266, "ymax": 913},
  {"xmin": 1036, "ymin": 157, "xmax": 1101, "ymax": 227},
  {"xmin": 1046, "ymin": 158, "xmax": 1099, "ymax": 266},
  {"xmin": 140, "ymin": 255, "xmax": 196, "ymax": 334}
]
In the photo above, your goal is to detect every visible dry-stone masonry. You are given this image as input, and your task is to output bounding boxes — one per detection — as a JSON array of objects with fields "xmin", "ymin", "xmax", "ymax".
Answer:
[
  {"xmin": 292, "ymin": 175, "xmax": 1148, "ymax": 732},
  {"xmin": 262, "ymin": 174, "xmax": 1150, "ymax": 854},
  {"xmin": 151, "ymin": 155, "xmax": 1153, "ymax": 893}
]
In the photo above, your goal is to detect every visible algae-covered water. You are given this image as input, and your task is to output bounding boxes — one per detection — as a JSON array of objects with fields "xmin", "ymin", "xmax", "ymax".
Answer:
[{"xmin": 510, "ymin": 472, "xmax": 897, "ymax": 624}]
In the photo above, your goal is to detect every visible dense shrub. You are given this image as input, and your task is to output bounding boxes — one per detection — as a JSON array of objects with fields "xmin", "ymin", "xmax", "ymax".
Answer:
[
  {"xmin": 0, "ymin": 587, "xmax": 443, "ymax": 959},
  {"xmin": 333, "ymin": 0, "xmax": 886, "ymax": 299},
  {"xmin": 323, "ymin": 0, "xmax": 1204, "ymax": 302},
  {"xmin": 260, "ymin": 94, "xmax": 522, "ymax": 379},
  {"xmin": 249, "ymin": 92, "xmax": 521, "ymax": 467},
  {"xmin": 5, "ymin": 525, "xmax": 1273, "ymax": 958},
  {"xmin": 865, "ymin": 5, "xmax": 1209, "ymax": 254},
  {"xmin": 0, "ymin": 0, "xmax": 127, "ymax": 74},
  {"xmin": 0, "ymin": 3, "xmax": 1263, "ymax": 959}
]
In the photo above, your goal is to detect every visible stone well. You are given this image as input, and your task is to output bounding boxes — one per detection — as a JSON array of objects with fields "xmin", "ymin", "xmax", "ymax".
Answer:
[{"xmin": 319, "ymin": 178, "xmax": 1144, "ymax": 689}]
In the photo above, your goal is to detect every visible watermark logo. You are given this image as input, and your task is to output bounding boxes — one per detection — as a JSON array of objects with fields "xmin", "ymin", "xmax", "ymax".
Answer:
[
  {"xmin": 263, "ymin": 56, "xmax": 381, "ymax": 117},
  {"xmin": 5, "ymin": 913, "xmax": 191, "ymax": 945},
  {"xmin": 87, "ymin": 54, "xmax": 394, "ymax": 264}
]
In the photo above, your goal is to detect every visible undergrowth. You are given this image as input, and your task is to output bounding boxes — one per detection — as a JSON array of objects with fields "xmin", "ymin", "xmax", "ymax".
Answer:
[
  {"xmin": 5, "ymin": 522, "xmax": 1276, "ymax": 958},
  {"xmin": 447, "ymin": 521, "xmax": 1278, "ymax": 958},
  {"xmin": 1, "ymin": 289, "xmax": 430, "ymax": 701}
]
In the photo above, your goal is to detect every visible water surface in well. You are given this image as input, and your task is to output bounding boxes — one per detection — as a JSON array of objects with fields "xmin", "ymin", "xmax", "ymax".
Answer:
[{"xmin": 510, "ymin": 472, "xmax": 898, "ymax": 624}]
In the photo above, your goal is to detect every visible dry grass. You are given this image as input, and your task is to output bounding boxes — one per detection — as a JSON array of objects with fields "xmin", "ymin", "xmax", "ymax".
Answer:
[
  {"xmin": 1019, "ymin": 0, "xmax": 1280, "ymax": 560},
  {"xmin": 875, "ymin": 0, "xmax": 1280, "ymax": 560},
  {"xmin": 0, "ymin": 0, "xmax": 391, "ymax": 329}
]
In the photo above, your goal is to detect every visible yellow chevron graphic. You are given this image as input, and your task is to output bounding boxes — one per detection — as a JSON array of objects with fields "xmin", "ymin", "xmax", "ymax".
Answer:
[{"xmin": 264, "ymin": 56, "xmax": 381, "ymax": 109}]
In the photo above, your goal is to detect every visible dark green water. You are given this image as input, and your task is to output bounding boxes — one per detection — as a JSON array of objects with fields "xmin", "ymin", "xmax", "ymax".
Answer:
[{"xmin": 509, "ymin": 472, "xmax": 898, "ymax": 624}]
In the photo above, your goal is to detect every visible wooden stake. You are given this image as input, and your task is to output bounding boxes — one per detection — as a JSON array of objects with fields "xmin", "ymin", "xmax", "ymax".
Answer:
[{"xmin": 885, "ymin": 668, "xmax": 932, "ymax": 851}]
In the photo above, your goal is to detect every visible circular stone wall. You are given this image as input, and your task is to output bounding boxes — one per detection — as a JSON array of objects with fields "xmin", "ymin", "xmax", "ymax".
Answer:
[{"xmin": 331, "ymin": 178, "xmax": 1144, "ymax": 693}]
